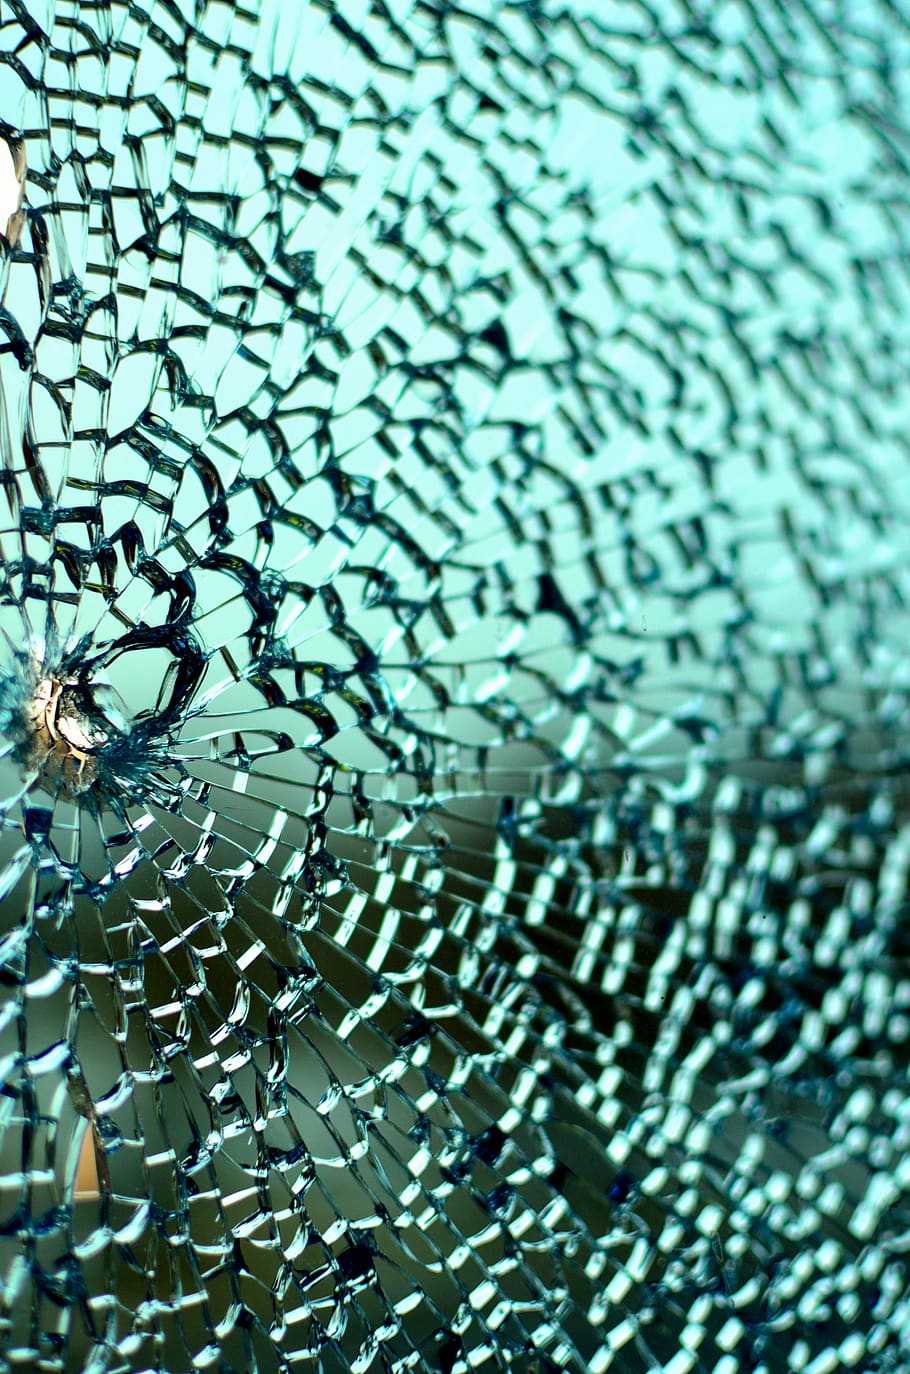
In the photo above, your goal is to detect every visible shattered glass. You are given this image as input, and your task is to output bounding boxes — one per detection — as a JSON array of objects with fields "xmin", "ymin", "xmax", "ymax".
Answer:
[{"xmin": 0, "ymin": 0, "xmax": 908, "ymax": 1370}]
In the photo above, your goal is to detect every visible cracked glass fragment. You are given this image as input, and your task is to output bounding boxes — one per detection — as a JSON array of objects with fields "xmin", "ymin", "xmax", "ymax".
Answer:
[
  {"xmin": 0, "ymin": 2, "xmax": 908, "ymax": 1373},
  {"xmin": 0, "ymin": 126, "xmax": 24, "ymax": 247}
]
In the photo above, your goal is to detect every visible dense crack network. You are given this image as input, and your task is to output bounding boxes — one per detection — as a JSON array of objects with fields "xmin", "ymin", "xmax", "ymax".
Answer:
[{"xmin": 0, "ymin": 1, "xmax": 908, "ymax": 1371}]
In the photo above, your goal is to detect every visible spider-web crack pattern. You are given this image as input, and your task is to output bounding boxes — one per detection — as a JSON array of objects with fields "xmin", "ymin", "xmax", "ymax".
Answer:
[{"xmin": 0, "ymin": 2, "xmax": 908, "ymax": 1372}]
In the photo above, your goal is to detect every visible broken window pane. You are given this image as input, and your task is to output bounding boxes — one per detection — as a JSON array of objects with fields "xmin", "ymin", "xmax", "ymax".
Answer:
[{"xmin": 0, "ymin": 1, "xmax": 908, "ymax": 1370}]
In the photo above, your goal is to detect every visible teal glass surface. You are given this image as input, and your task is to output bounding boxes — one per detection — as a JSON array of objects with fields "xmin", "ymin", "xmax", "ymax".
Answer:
[{"xmin": 0, "ymin": 2, "xmax": 907, "ymax": 1371}]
